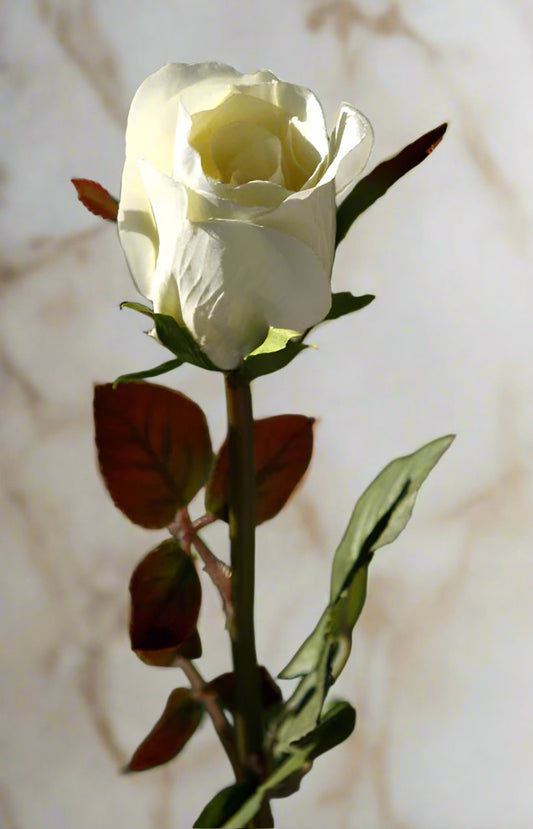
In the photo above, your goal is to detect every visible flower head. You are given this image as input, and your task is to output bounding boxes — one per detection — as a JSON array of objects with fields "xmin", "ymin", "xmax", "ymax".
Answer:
[{"xmin": 118, "ymin": 63, "xmax": 373, "ymax": 369}]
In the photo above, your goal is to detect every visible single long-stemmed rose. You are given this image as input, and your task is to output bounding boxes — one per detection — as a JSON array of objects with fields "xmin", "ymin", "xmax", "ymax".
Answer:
[{"xmin": 74, "ymin": 61, "xmax": 451, "ymax": 829}]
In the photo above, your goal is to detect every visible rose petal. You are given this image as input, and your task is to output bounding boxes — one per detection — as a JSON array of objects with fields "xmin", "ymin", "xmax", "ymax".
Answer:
[
  {"xmin": 174, "ymin": 100, "xmax": 292, "ymax": 215},
  {"xmin": 254, "ymin": 182, "xmax": 336, "ymax": 275},
  {"xmin": 323, "ymin": 103, "xmax": 374, "ymax": 199},
  {"xmin": 170, "ymin": 219, "xmax": 331, "ymax": 369},
  {"xmin": 137, "ymin": 160, "xmax": 187, "ymax": 320},
  {"xmin": 119, "ymin": 63, "xmax": 241, "ymax": 291},
  {"xmin": 232, "ymin": 78, "xmax": 329, "ymax": 164},
  {"xmin": 117, "ymin": 160, "xmax": 159, "ymax": 297}
]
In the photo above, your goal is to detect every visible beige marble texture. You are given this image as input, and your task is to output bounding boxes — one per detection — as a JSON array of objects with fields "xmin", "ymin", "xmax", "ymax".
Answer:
[{"xmin": 2, "ymin": 1, "xmax": 533, "ymax": 827}]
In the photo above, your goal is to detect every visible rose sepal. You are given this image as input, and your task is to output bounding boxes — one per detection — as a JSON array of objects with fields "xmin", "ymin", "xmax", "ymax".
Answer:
[{"xmin": 121, "ymin": 301, "xmax": 220, "ymax": 371}]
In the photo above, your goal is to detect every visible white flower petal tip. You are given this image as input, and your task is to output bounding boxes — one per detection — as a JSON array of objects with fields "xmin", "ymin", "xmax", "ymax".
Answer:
[{"xmin": 327, "ymin": 104, "xmax": 374, "ymax": 198}]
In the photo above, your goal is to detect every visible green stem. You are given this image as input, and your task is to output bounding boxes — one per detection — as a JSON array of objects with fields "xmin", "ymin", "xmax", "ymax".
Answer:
[
  {"xmin": 225, "ymin": 373, "xmax": 262, "ymax": 765},
  {"xmin": 224, "ymin": 373, "xmax": 273, "ymax": 828}
]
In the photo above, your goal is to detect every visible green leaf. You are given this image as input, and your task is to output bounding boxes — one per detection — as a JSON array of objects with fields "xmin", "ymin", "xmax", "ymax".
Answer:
[
  {"xmin": 113, "ymin": 358, "xmax": 184, "ymax": 387},
  {"xmin": 239, "ymin": 338, "xmax": 309, "ymax": 379},
  {"xmin": 278, "ymin": 608, "xmax": 330, "ymax": 680},
  {"xmin": 294, "ymin": 699, "xmax": 356, "ymax": 760},
  {"xmin": 336, "ymin": 123, "xmax": 448, "ymax": 246},
  {"xmin": 221, "ymin": 753, "xmax": 306, "ymax": 827},
  {"xmin": 217, "ymin": 701, "xmax": 355, "ymax": 828},
  {"xmin": 323, "ymin": 292, "xmax": 375, "ymax": 323},
  {"xmin": 276, "ymin": 435, "xmax": 454, "ymax": 747},
  {"xmin": 246, "ymin": 327, "xmax": 301, "ymax": 358},
  {"xmin": 193, "ymin": 783, "xmax": 256, "ymax": 828},
  {"xmin": 237, "ymin": 294, "xmax": 374, "ymax": 379},
  {"xmin": 330, "ymin": 434, "xmax": 455, "ymax": 603},
  {"xmin": 120, "ymin": 301, "xmax": 153, "ymax": 317},
  {"xmin": 275, "ymin": 635, "xmax": 333, "ymax": 749},
  {"xmin": 121, "ymin": 302, "xmax": 219, "ymax": 372}
]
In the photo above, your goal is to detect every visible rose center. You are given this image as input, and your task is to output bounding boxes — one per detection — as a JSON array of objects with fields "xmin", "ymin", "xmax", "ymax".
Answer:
[{"xmin": 189, "ymin": 91, "xmax": 319, "ymax": 190}]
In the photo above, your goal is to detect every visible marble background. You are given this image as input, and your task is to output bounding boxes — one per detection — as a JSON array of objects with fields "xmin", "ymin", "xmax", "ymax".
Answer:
[{"xmin": 2, "ymin": 1, "xmax": 533, "ymax": 827}]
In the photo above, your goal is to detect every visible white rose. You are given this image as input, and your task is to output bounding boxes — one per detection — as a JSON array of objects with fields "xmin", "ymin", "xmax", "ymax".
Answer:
[{"xmin": 118, "ymin": 62, "xmax": 373, "ymax": 370}]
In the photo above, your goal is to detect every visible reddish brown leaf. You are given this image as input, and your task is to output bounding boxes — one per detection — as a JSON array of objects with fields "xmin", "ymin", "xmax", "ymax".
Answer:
[
  {"xmin": 94, "ymin": 382, "xmax": 212, "ymax": 529},
  {"xmin": 206, "ymin": 666, "xmax": 282, "ymax": 713},
  {"xmin": 205, "ymin": 415, "xmax": 314, "ymax": 525},
  {"xmin": 135, "ymin": 628, "xmax": 202, "ymax": 667},
  {"xmin": 71, "ymin": 178, "xmax": 119, "ymax": 221},
  {"xmin": 127, "ymin": 688, "xmax": 203, "ymax": 771},
  {"xmin": 130, "ymin": 539, "xmax": 202, "ymax": 664}
]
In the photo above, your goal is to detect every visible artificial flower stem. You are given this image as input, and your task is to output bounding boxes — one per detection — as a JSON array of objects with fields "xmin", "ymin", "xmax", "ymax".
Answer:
[{"xmin": 224, "ymin": 374, "xmax": 269, "ymax": 800}]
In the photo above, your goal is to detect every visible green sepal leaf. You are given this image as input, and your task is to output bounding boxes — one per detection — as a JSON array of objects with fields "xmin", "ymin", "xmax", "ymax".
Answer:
[
  {"xmin": 121, "ymin": 302, "xmax": 219, "ymax": 372},
  {"xmin": 113, "ymin": 358, "xmax": 184, "ymax": 387},
  {"xmin": 205, "ymin": 415, "xmax": 314, "ymax": 525},
  {"xmin": 94, "ymin": 381, "xmax": 213, "ymax": 529},
  {"xmin": 126, "ymin": 687, "xmax": 203, "ymax": 772},
  {"xmin": 129, "ymin": 538, "xmax": 202, "ymax": 665},
  {"xmin": 237, "ymin": 294, "xmax": 374, "ymax": 379},
  {"xmin": 323, "ymin": 292, "xmax": 375, "ymax": 323},
  {"xmin": 239, "ymin": 338, "xmax": 309, "ymax": 379},
  {"xmin": 246, "ymin": 327, "xmax": 301, "ymax": 358},
  {"xmin": 193, "ymin": 783, "xmax": 256, "ymax": 828},
  {"xmin": 276, "ymin": 435, "xmax": 454, "ymax": 746},
  {"xmin": 336, "ymin": 123, "xmax": 448, "ymax": 246}
]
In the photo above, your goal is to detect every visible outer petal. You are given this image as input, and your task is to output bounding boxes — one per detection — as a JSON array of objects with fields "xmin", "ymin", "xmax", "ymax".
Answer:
[
  {"xmin": 312, "ymin": 104, "xmax": 373, "ymax": 199},
  {"xmin": 118, "ymin": 62, "xmax": 242, "ymax": 295},
  {"xmin": 125, "ymin": 63, "xmax": 242, "ymax": 167},
  {"xmin": 137, "ymin": 161, "xmax": 187, "ymax": 321},
  {"xmin": 169, "ymin": 219, "xmax": 332, "ymax": 369},
  {"xmin": 254, "ymin": 181, "xmax": 336, "ymax": 276}
]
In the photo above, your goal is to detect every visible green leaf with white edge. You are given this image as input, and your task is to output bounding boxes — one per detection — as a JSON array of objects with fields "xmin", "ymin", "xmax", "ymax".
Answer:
[
  {"xmin": 326, "ymin": 563, "xmax": 369, "ymax": 680},
  {"xmin": 219, "ymin": 701, "xmax": 356, "ymax": 828},
  {"xmin": 121, "ymin": 302, "xmax": 219, "ymax": 372},
  {"xmin": 323, "ymin": 292, "xmax": 375, "ymax": 323},
  {"xmin": 279, "ymin": 607, "xmax": 330, "ymax": 680},
  {"xmin": 113, "ymin": 358, "xmax": 183, "ymax": 387},
  {"xmin": 280, "ymin": 564, "xmax": 368, "ymax": 682},
  {"xmin": 276, "ymin": 435, "xmax": 454, "ymax": 747},
  {"xmin": 275, "ymin": 638, "xmax": 332, "ymax": 750},
  {"xmin": 246, "ymin": 327, "xmax": 301, "ymax": 358},
  {"xmin": 193, "ymin": 783, "xmax": 256, "ymax": 828},
  {"xmin": 330, "ymin": 434, "xmax": 454, "ymax": 603}
]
